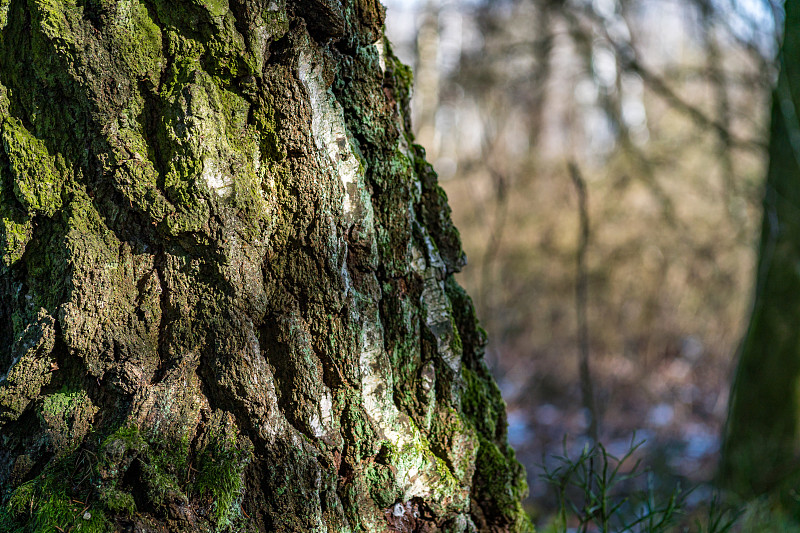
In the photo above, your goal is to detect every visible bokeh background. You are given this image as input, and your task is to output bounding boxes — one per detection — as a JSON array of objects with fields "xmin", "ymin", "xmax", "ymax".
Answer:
[{"xmin": 382, "ymin": 0, "xmax": 777, "ymax": 523}]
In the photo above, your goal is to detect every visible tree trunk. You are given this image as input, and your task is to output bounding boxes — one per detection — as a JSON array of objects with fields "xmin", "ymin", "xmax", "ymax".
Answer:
[
  {"xmin": 722, "ymin": 1, "xmax": 800, "ymax": 500},
  {"xmin": 0, "ymin": 1, "xmax": 530, "ymax": 531}
]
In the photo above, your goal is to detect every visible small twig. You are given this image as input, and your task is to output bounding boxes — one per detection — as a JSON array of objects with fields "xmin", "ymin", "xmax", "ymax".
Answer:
[{"xmin": 187, "ymin": 461, "xmax": 196, "ymax": 483}]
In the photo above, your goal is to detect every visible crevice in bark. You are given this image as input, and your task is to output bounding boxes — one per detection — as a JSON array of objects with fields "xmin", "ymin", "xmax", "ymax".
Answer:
[
  {"xmin": 0, "ymin": 406, "xmax": 48, "ymax": 482},
  {"xmin": 121, "ymin": 456, "xmax": 148, "ymax": 509},
  {"xmin": 290, "ymin": 0, "xmax": 346, "ymax": 44},
  {"xmin": 152, "ymin": 248, "xmax": 170, "ymax": 383},
  {"xmin": 0, "ymin": 1, "xmax": 33, "ymax": 132},
  {"xmin": 0, "ymin": 275, "xmax": 16, "ymax": 365},
  {"xmin": 139, "ymin": 84, "xmax": 168, "ymax": 190}
]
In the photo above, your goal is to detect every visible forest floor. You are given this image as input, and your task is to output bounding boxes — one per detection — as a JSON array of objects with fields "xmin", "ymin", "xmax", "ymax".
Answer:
[{"xmin": 485, "ymin": 329, "xmax": 734, "ymax": 522}]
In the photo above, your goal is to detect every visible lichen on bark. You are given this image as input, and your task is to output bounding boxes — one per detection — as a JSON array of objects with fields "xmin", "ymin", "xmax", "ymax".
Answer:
[{"xmin": 0, "ymin": 0, "xmax": 531, "ymax": 531}]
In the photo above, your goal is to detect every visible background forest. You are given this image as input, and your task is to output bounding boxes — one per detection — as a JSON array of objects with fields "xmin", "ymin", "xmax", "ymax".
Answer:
[{"xmin": 383, "ymin": 0, "xmax": 778, "ymax": 528}]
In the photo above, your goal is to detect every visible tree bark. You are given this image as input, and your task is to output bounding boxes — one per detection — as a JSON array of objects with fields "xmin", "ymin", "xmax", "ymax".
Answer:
[
  {"xmin": 722, "ymin": 0, "xmax": 800, "ymax": 500},
  {"xmin": 0, "ymin": 1, "xmax": 530, "ymax": 531}
]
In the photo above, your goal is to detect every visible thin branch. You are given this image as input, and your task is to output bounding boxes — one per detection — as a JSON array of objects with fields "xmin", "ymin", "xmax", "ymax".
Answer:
[
  {"xmin": 566, "ymin": 4, "xmax": 768, "ymax": 152},
  {"xmin": 569, "ymin": 161, "xmax": 599, "ymax": 443}
]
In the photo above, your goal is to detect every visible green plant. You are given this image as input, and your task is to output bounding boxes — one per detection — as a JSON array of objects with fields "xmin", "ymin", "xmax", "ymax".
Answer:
[
  {"xmin": 3, "ymin": 467, "xmax": 111, "ymax": 532},
  {"xmin": 694, "ymin": 493, "xmax": 740, "ymax": 533},
  {"xmin": 539, "ymin": 437, "xmax": 678, "ymax": 532},
  {"xmin": 541, "ymin": 436, "xmax": 677, "ymax": 532},
  {"xmin": 538, "ymin": 435, "xmax": 756, "ymax": 533}
]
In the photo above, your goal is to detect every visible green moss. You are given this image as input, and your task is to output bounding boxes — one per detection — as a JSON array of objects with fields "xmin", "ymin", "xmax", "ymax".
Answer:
[
  {"xmin": 141, "ymin": 434, "xmax": 191, "ymax": 507},
  {"xmin": 0, "ymin": 214, "xmax": 32, "ymax": 266},
  {"xmin": 392, "ymin": 57, "xmax": 413, "ymax": 90},
  {"xmin": 205, "ymin": 32, "xmax": 245, "ymax": 82},
  {"xmin": 429, "ymin": 407, "xmax": 478, "ymax": 482},
  {"xmin": 253, "ymin": 102, "xmax": 283, "ymax": 162},
  {"xmin": 152, "ymin": 59, "xmax": 273, "ymax": 239},
  {"xmin": 143, "ymin": 462, "xmax": 188, "ymax": 508},
  {"xmin": 29, "ymin": 0, "xmax": 76, "ymax": 41},
  {"xmin": 0, "ymin": 507, "xmax": 24, "ymax": 533},
  {"xmin": 0, "ymin": 313, "xmax": 56, "ymax": 425},
  {"xmin": 191, "ymin": 431, "xmax": 252, "ymax": 527},
  {"xmin": 39, "ymin": 387, "xmax": 97, "ymax": 454},
  {"xmin": 10, "ymin": 309, "xmax": 26, "ymax": 339},
  {"xmin": 260, "ymin": 7, "xmax": 289, "ymax": 40},
  {"xmin": 165, "ymin": 32, "xmax": 206, "ymax": 66},
  {"xmin": 22, "ymin": 220, "xmax": 69, "ymax": 312},
  {"xmin": 28, "ymin": 0, "xmax": 81, "ymax": 78},
  {"xmin": 99, "ymin": 424, "xmax": 191, "ymax": 510},
  {"xmin": 461, "ymin": 367, "xmax": 501, "ymax": 438},
  {"xmin": 1, "ymin": 118, "xmax": 66, "ymax": 217},
  {"xmin": 0, "ymin": 424, "xmax": 147, "ymax": 530},
  {"xmin": 473, "ymin": 436, "xmax": 532, "ymax": 532},
  {"xmin": 459, "ymin": 359, "xmax": 532, "ymax": 530},
  {"xmin": 97, "ymin": 488, "xmax": 135, "ymax": 516},
  {"xmin": 111, "ymin": 1, "xmax": 163, "ymax": 81},
  {"xmin": 41, "ymin": 388, "xmax": 87, "ymax": 420},
  {"xmin": 378, "ymin": 416, "xmax": 463, "ymax": 508},
  {"xmin": 199, "ymin": 0, "xmax": 228, "ymax": 18},
  {"xmin": 98, "ymin": 423, "xmax": 253, "ymax": 527},
  {"xmin": 339, "ymin": 390, "xmax": 378, "ymax": 461},
  {"xmin": 150, "ymin": 0, "xmax": 248, "ymax": 84},
  {"xmin": 96, "ymin": 425, "xmax": 145, "ymax": 483},
  {"xmin": 102, "ymin": 424, "xmax": 146, "ymax": 452},
  {"xmin": 4, "ymin": 469, "xmax": 112, "ymax": 533},
  {"xmin": 0, "ymin": 0, "xmax": 10, "ymax": 30},
  {"xmin": 364, "ymin": 461, "xmax": 399, "ymax": 509}
]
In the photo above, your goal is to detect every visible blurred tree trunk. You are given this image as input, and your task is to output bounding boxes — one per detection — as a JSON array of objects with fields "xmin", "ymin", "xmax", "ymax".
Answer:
[
  {"xmin": 0, "ymin": 1, "xmax": 529, "ymax": 531},
  {"xmin": 722, "ymin": 1, "xmax": 800, "ymax": 499}
]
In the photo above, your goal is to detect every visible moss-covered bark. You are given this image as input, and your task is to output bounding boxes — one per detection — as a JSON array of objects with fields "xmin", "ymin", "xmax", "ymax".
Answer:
[
  {"xmin": 722, "ymin": 0, "xmax": 800, "ymax": 503},
  {"xmin": 0, "ymin": 1, "xmax": 530, "ymax": 531}
]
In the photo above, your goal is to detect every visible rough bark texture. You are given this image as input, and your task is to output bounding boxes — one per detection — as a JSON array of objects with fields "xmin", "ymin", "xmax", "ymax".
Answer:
[
  {"xmin": 722, "ymin": 0, "xmax": 800, "ymax": 500},
  {"xmin": 0, "ymin": 0, "xmax": 530, "ymax": 531}
]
